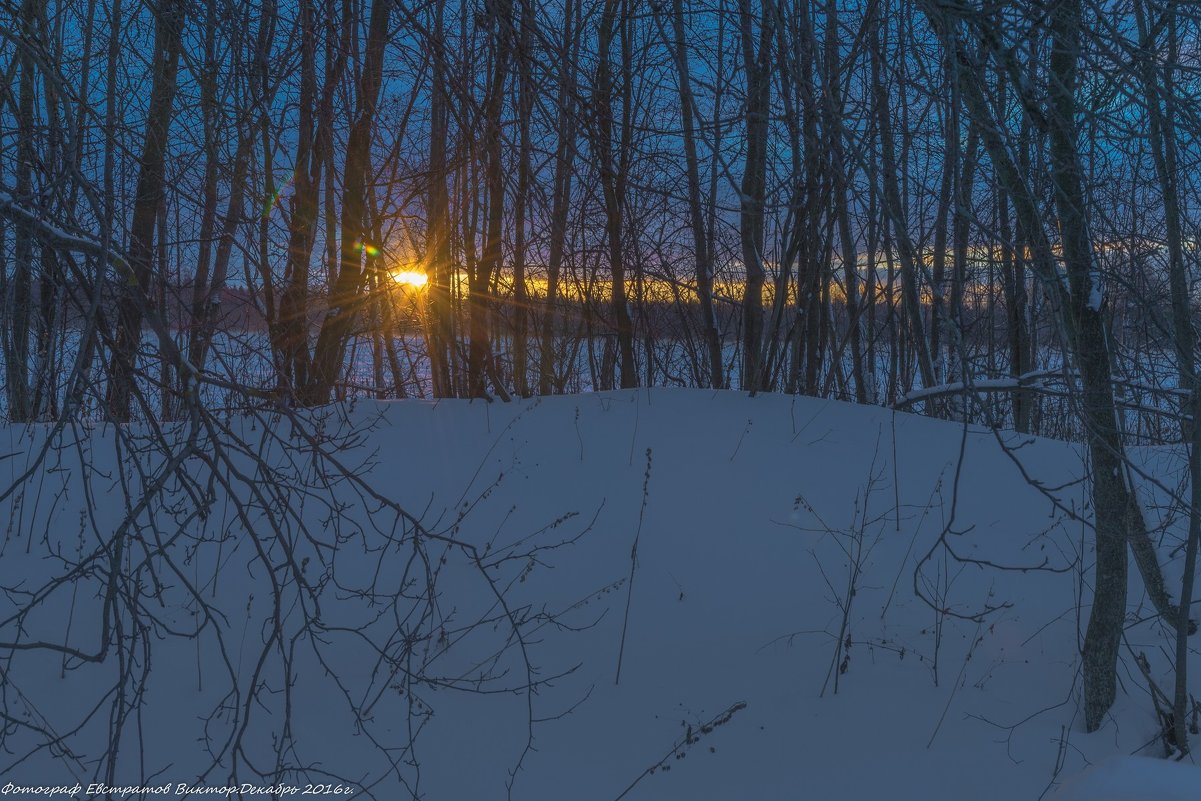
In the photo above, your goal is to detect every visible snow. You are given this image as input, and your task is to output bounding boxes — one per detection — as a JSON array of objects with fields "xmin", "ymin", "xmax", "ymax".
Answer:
[
  {"xmin": 0, "ymin": 389, "xmax": 1197, "ymax": 800},
  {"xmin": 1051, "ymin": 756, "xmax": 1201, "ymax": 801},
  {"xmin": 1089, "ymin": 280, "xmax": 1104, "ymax": 313}
]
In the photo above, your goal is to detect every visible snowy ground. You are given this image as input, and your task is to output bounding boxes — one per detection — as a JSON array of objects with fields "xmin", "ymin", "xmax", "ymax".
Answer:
[{"xmin": 1, "ymin": 389, "xmax": 1198, "ymax": 799}]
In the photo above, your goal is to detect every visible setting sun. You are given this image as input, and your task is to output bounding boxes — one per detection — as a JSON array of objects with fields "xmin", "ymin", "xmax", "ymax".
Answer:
[{"xmin": 390, "ymin": 269, "xmax": 429, "ymax": 288}]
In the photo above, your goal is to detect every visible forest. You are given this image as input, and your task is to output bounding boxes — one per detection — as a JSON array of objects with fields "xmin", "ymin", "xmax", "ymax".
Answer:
[
  {"xmin": 1, "ymin": 0, "xmax": 1200, "ymax": 797},
  {"xmin": 4, "ymin": 0, "xmax": 1201, "ymax": 421}
]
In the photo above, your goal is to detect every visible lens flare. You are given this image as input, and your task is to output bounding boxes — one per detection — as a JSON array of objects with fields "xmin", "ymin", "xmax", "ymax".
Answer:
[
  {"xmin": 391, "ymin": 270, "xmax": 429, "ymax": 288},
  {"xmin": 262, "ymin": 169, "xmax": 298, "ymax": 218}
]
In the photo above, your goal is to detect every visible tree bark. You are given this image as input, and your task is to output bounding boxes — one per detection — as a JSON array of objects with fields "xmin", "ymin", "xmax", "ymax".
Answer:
[
  {"xmin": 594, "ymin": 0, "xmax": 637, "ymax": 389},
  {"xmin": 1134, "ymin": 0, "xmax": 1200, "ymax": 752},
  {"xmin": 306, "ymin": 0, "xmax": 392, "ymax": 404},
  {"xmin": 871, "ymin": 16, "xmax": 935, "ymax": 393},
  {"xmin": 4, "ymin": 0, "xmax": 38, "ymax": 421},
  {"xmin": 538, "ymin": 0, "xmax": 579, "ymax": 396},
  {"xmin": 427, "ymin": 0, "xmax": 456, "ymax": 398},
  {"xmin": 105, "ymin": 0, "xmax": 186, "ymax": 421},
  {"xmin": 737, "ymin": 0, "xmax": 774, "ymax": 393},
  {"xmin": 669, "ymin": 0, "xmax": 723, "ymax": 389},
  {"xmin": 919, "ymin": 0, "xmax": 1192, "ymax": 732}
]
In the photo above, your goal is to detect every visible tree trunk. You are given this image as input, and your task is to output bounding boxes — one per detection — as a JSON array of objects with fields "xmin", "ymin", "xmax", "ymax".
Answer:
[
  {"xmin": 427, "ymin": 0, "xmax": 455, "ymax": 398},
  {"xmin": 1134, "ymin": 0, "xmax": 1200, "ymax": 752},
  {"xmin": 105, "ymin": 0, "xmax": 186, "ymax": 421},
  {"xmin": 306, "ymin": 0, "xmax": 391, "ymax": 404},
  {"xmin": 4, "ymin": 0, "xmax": 38, "ymax": 421},
  {"xmin": 737, "ymin": 0, "xmax": 774, "ymax": 393},
  {"xmin": 920, "ymin": 0, "xmax": 1192, "ymax": 732},
  {"xmin": 538, "ymin": 0, "xmax": 579, "ymax": 396},
  {"xmin": 465, "ymin": 0, "xmax": 513, "ymax": 399},
  {"xmin": 871, "ymin": 17, "xmax": 935, "ymax": 393},
  {"xmin": 594, "ymin": 0, "xmax": 637, "ymax": 389},
  {"xmin": 821, "ymin": 0, "xmax": 867, "ymax": 403},
  {"xmin": 669, "ymin": 0, "xmax": 723, "ymax": 389}
]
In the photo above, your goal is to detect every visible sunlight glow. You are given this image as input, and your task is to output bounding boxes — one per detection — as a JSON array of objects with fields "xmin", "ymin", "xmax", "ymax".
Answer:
[{"xmin": 391, "ymin": 270, "xmax": 429, "ymax": 288}]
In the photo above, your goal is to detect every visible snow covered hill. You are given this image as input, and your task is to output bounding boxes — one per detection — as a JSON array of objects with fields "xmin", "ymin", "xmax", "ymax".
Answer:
[{"xmin": 1, "ymin": 389, "xmax": 1197, "ymax": 800}]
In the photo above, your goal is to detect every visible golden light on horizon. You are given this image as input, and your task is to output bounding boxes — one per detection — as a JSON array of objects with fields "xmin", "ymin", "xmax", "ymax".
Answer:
[{"xmin": 391, "ymin": 269, "xmax": 429, "ymax": 288}]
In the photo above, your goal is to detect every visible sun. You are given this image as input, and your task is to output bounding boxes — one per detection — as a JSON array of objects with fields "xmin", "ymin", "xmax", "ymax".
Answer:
[{"xmin": 390, "ymin": 270, "xmax": 429, "ymax": 288}]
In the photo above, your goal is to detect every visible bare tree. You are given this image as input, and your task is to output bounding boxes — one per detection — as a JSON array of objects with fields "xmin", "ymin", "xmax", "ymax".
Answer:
[{"xmin": 737, "ymin": 0, "xmax": 774, "ymax": 393}]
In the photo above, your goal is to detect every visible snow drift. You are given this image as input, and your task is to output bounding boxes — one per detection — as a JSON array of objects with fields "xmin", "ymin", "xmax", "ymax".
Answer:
[{"xmin": 0, "ymin": 389, "xmax": 1197, "ymax": 800}]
